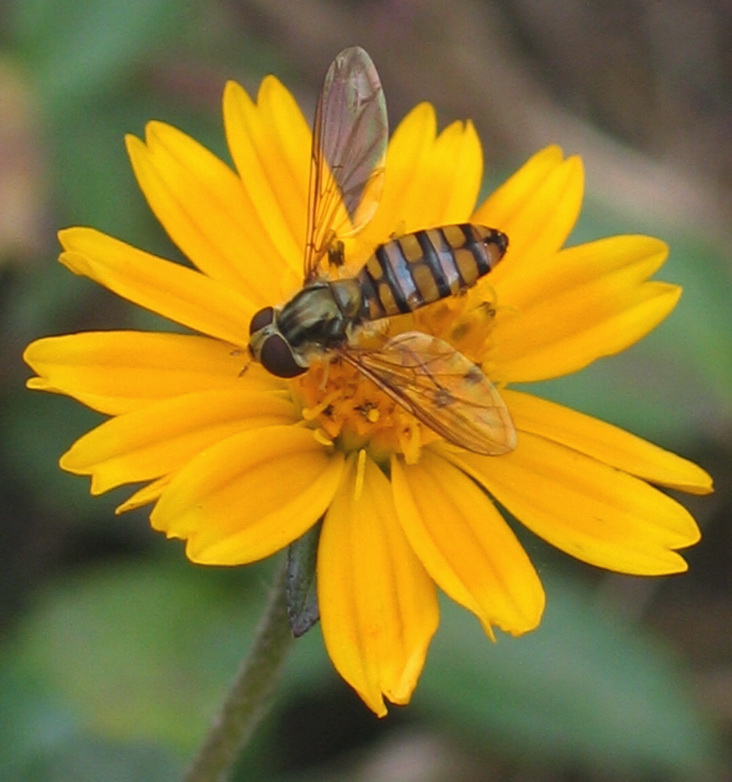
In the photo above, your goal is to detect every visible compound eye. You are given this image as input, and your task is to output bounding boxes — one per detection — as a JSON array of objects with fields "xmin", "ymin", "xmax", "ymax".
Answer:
[
  {"xmin": 249, "ymin": 307, "xmax": 275, "ymax": 335},
  {"xmin": 260, "ymin": 334, "xmax": 306, "ymax": 378}
]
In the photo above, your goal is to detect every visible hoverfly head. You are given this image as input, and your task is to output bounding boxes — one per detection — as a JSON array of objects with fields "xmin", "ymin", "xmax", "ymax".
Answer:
[{"xmin": 248, "ymin": 306, "xmax": 307, "ymax": 378}]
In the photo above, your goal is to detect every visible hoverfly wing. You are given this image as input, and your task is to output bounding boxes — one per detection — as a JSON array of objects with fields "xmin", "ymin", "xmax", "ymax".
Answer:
[
  {"xmin": 304, "ymin": 47, "xmax": 387, "ymax": 283},
  {"xmin": 341, "ymin": 331, "xmax": 517, "ymax": 455}
]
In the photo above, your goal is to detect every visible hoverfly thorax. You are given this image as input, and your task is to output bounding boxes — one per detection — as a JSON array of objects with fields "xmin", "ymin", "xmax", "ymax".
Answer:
[
  {"xmin": 248, "ymin": 278, "xmax": 366, "ymax": 378},
  {"xmin": 245, "ymin": 47, "xmax": 517, "ymax": 456}
]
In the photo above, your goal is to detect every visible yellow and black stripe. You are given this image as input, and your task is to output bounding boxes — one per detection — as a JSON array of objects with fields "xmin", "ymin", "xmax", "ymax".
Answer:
[{"xmin": 356, "ymin": 224, "xmax": 508, "ymax": 320}]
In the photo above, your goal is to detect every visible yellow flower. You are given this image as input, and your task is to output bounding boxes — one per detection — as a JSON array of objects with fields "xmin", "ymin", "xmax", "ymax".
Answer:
[{"xmin": 24, "ymin": 73, "xmax": 712, "ymax": 716}]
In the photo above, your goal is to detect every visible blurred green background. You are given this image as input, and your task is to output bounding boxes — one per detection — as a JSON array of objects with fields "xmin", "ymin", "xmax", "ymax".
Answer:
[{"xmin": 1, "ymin": 1, "xmax": 730, "ymax": 780}]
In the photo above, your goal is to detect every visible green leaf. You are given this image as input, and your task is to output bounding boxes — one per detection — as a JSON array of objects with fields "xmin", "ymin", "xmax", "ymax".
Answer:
[
  {"xmin": 10, "ymin": 736, "xmax": 181, "ymax": 782},
  {"xmin": 6, "ymin": 558, "xmax": 273, "ymax": 750},
  {"xmin": 0, "ymin": 555, "xmax": 335, "ymax": 780},
  {"xmin": 0, "ymin": 389, "xmax": 112, "ymax": 525},
  {"xmin": 9, "ymin": 0, "xmax": 188, "ymax": 112},
  {"xmin": 286, "ymin": 521, "xmax": 322, "ymax": 637},
  {"xmin": 0, "ymin": 664, "xmax": 77, "ymax": 770},
  {"xmin": 421, "ymin": 573, "xmax": 720, "ymax": 778},
  {"xmin": 481, "ymin": 164, "xmax": 729, "ymax": 447}
]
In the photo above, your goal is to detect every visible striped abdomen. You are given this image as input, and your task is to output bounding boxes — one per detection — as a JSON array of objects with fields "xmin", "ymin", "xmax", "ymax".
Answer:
[{"xmin": 356, "ymin": 224, "xmax": 508, "ymax": 320}]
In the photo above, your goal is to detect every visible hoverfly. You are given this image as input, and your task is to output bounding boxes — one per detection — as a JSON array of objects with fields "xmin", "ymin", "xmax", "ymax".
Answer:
[{"xmin": 248, "ymin": 47, "xmax": 516, "ymax": 455}]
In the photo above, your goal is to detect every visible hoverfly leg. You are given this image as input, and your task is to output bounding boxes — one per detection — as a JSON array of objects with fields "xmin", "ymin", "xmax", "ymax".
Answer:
[
  {"xmin": 237, "ymin": 351, "xmax": 252, "ymax": 377},
  {"xmin": 319, "ymin": 358, "xmax": 331, "ymax": 391},
  {"xmin": 478, "ymin": 299, "xmax": 497, "ymax": 320},
  {"xmin": 388, "ymin": 220, "xmax": 406, "ymax": 241}
]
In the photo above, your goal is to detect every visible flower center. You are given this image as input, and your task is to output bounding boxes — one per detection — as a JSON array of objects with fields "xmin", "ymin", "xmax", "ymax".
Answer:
[
  {"xmin": 292, "ymin": 354, "xmax": 430, "ymax": 464},
  {"xmin": 289, "ymin": 289, "xmax": 501, "ymax": 465}
]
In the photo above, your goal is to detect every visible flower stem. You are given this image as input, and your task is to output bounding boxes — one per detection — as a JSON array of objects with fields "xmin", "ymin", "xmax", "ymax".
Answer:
[{"xmin": 182, "ymin": 558, "xmax": 294, "ymax": 782}]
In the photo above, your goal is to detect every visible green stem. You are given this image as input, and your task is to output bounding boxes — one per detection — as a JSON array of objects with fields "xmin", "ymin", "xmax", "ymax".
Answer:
[{"xmin": 182, "ymin": 558, "xmax": 294, "ymax": 782}]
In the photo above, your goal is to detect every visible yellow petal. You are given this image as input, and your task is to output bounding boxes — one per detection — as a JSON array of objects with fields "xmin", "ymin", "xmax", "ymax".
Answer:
[
  {"xmin": 451, "ymin": 434, "xmax": 701, "ymax": 575},
  {"xmin": 364, "ymin": 103, "xmax": 437, "ymax": 244},
  {"xmin": 60, "ymin": 390, "xmax": 298, "ymax": 494},
  {"xmin": 127, "ymin": 124, "xmax": 290, "ymax": 304},
  {"xmin": 492, "ymin": 253, "xmax": 681, "ymax": 382},
  {"xmin": 116, "ymin": 475, "xmax": 171, "ymax": 514},
  {"xmin": 150, "ymin": 426, "xmax": 344, "ymax": 565},
  {"xmin": 58, "ymin": 228, "xmax": 255, "ymax": 345},
  {"xmin": 23, "ymin": 331, "xmax": 271, "ymax": 415},
  {"xmin": 319, "ymin": 452, "xmax": 438, "ymax": 715},
  {"xmin": 355, "ymin": 105, "xmax": 482, "ymax": 260},
  {"xmin": 223, "ymin": 78, "xmax": 309, "ymax": 287},
  {"xmin": 495, "ymin": 232, "xmax": 668, "ymax": 313},
  {"xmin": 506, "ymin": 390, "xmax": 713, "ymax": 494},
  {"xmin": 255, "ymin": 76, "xmax": 313, "ymax": 251},
  {"xmin": 391, "ymin": 449, "xmax": 545, "ymax": 636},
  {"xmin": 473, "ymin": 145, "xmax": 583, "ymax": 277},
  {"xmin": 413, "ymin": 118, "xmax": 483, "ymax": 228}
]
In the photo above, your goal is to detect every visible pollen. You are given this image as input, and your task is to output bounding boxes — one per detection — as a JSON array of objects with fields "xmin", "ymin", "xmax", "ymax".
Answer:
[
  {"xmin": 289, "ymin": 290, "xmax": 503, "ymax": 464},
  {"xmin": 291, "ymin": 355, "xmax": 430, "ymax": 464},
  {"xmin": 416, "ymin": 285, "xmax": 500, "ymax": 350},
  {"xmin": 413, "ymin": 289, "xmax": 499, "ymax": 365}
]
